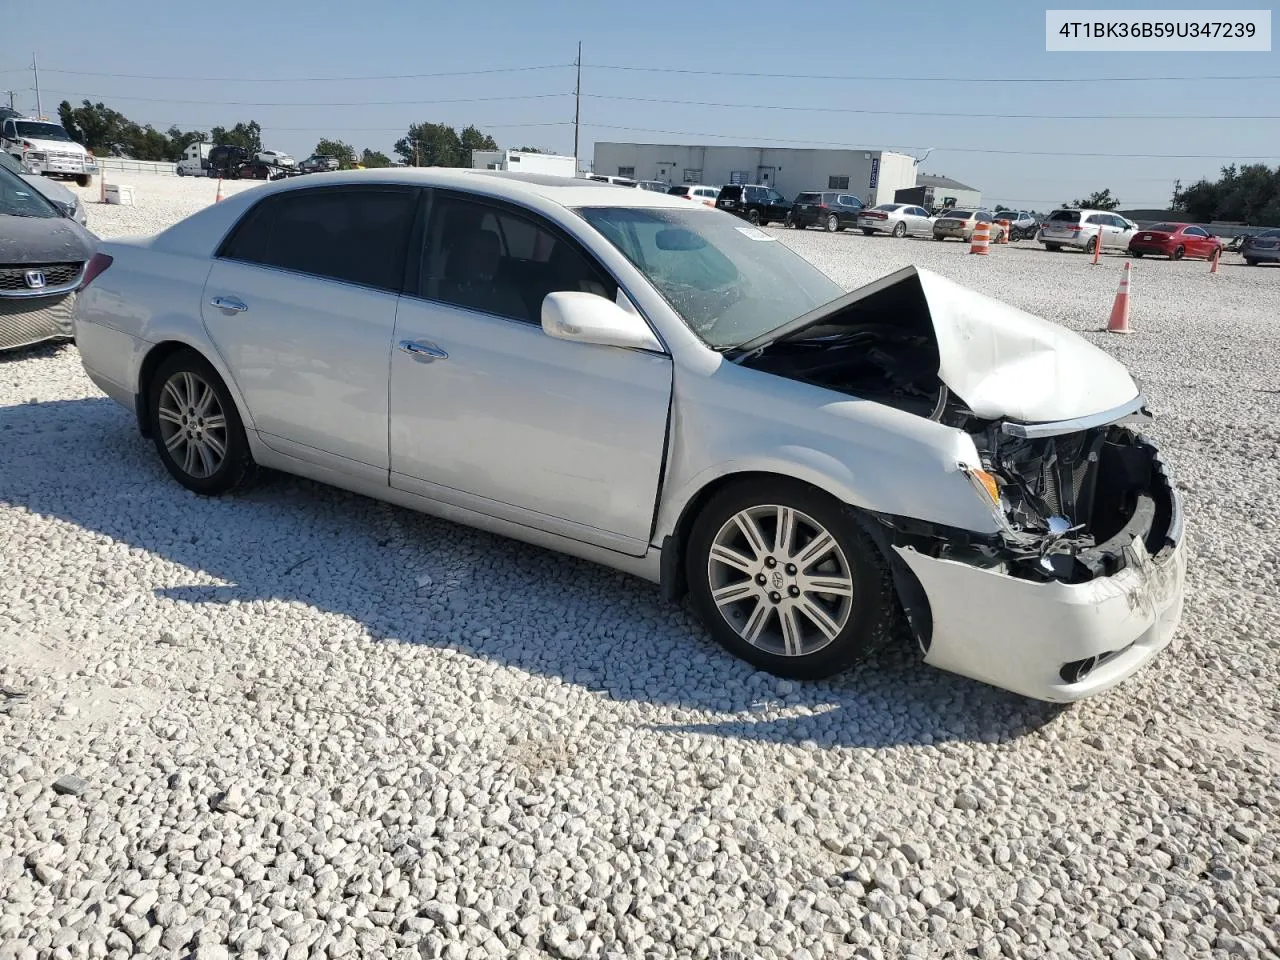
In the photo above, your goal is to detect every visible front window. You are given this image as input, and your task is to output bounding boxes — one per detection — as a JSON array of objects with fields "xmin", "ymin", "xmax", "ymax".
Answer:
[
  {"xmin": 577, "ymin": 206, "xmax": 843, "ymax": 350},
  {"xmin": 15, "ymin": 122, "xmax": 73, "ymax": 142},
  {"xmin": 0, "ymin": 165, "xmax": 61, "ymax": 218}
]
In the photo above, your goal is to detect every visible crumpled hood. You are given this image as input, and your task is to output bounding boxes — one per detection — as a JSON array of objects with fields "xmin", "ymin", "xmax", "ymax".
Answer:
[
  {"xmin": 734, "ymin": 265, "xmax": 1139, "ymax": 424},
  {"xmin": 0, "ymin": 214, "xmax": 96, "ymax": 265}
]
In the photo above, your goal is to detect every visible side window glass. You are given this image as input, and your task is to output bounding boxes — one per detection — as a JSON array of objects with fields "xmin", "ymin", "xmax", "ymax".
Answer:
[
  {"xmin": 421, "ymin": 194, "xmax": 617, "ymax": 324},
  {"xmin": 221, "ymin": 188, "xmax": 416, "ymax": 292},
  {"xmin": 1185, "ymin": 226, "xmax": 1206, "ymax": 237}
]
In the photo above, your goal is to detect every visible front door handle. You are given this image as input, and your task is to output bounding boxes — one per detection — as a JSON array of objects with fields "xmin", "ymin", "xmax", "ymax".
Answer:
[
  {"xmin": 398, "ymin": 339, "xmax": 448, "ymax": 362},
  {"xmin": 210, "ymin": 296, "xmax": 248, "ymax": 313}
]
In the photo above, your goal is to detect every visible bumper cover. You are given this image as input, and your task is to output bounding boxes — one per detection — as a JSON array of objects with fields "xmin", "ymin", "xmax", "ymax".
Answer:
[{"xmin": 0, "ymin": 293, "xmax": 76, "ymax": 351}]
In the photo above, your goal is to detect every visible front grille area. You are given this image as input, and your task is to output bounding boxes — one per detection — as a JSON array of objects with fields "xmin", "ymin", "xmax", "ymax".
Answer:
[
  {"xmin": 0, "ymin": 293, "xmax": 75, "ymax": 351},
  {"xmin": 0, "ymin": 262, "xmax": 84, "ymax": 292}
]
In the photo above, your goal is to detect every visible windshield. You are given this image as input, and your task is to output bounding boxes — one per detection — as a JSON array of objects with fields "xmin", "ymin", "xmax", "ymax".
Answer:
[
  {"xmin": 0, "ymin": 164, "xmax": 61, "ymax": 218},
  {"xmin": 15, "ymin": 121, "xmax": 73, "ymax": 142},
  {"xmin": 577, "ymin": 205, "xmax": 843, "ymax": 350}
]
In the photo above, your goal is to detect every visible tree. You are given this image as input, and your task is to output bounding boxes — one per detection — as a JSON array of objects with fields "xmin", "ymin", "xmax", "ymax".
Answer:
[
  {"xmin": 393, "ymin": 121, "xmax": 497, "ymax": 167},
  {"xmin": 314, "ymin": 138, "xmax": 357, "ymax": 168},
  {"xmin": 1172, "ymin": 163, "xmax": 1280, "ymax": 225},
  {"xmin": 166, "ymin": 126, "xmax": 209, "ymax": 161},
  {"xmin": 459, "ymin": 124, "xmax": 498, "ymax": 159},
  {"xmin": 993, "ymin": 204, "xmax": 1010, "ymax": 212},
  {"xmin": 516, "ymin": 146, "xmax": 543, "ymax": 153},
  {"xmin": 1069, "ymin": 188, "xmax": 1119, "ymax": 210},
  {"xmin": 361, "ymin": 148, "xmax": 392, "ymax": 168},
  {"xmin": 210, "ymin": 121, "xmax": 263, "ymax": 155}
]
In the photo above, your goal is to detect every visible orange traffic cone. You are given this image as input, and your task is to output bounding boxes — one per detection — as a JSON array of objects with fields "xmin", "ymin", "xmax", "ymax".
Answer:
[
  {"xmin": 214, "ymin": 178, "xmax": 224, "ymax": 203},
  {"xmin": 1106, "ymin": 261, "xmax": 1132, "ymax": 334},
  {"xmin": 1091, "ymin": 228, "xmax": 1102, "ymax": 265},
  {"xmin": 998, "ymin": 219, "xmax": 1011, "ymax": 244},
  {"xmin": 969, "ymin": 222, "xmax": 990, "ymax": 255},
  {"xmin": 1210, "ymin": 245, "xmax": 1221, "ymax": 273}
]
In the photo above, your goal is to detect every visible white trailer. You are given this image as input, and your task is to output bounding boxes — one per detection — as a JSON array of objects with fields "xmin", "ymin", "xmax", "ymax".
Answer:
[{"xmin": 471, "ymin": 149, "xmax": 577, "ymax": 178}]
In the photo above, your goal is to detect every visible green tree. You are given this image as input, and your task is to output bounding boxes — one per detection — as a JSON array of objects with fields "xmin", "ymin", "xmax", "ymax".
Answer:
[
  {"xmin": 516, "ymin": 146, "xmax": 543, "ymax": 153},
  {"xmin": 459, "ymin": 124, "xmax": 498, "ymax": 161},
  {"xmin": 1069, "ymin": 188, "xmax": 1120, "ymax": 210},
  {"xmin": 1172, "ymin": 163, "xmax": 1280, "ymax": 225},
  {"xmin": 395, "ymin": 122, "xmax": 463, "ymax": 166},
  {"xmin": 211, "ymin": 121, "xmax": 263, "ymax": 155},
  {"xmin": 360, "ymin": 148, "xmax": 392, "ymax": 168},
  {"xmin": 314, "ymin": 138, "xmax": 357, "ymax": 168},
  {"xmin": 993, "ymin": 204, "xmax": 1009, "ymax": 212}
]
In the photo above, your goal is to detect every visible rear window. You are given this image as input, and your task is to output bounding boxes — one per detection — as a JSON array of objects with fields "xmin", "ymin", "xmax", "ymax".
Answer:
[
  {"xmin": 719, "ymin": 185, "xmax": 744, "ymax": 199},
  {"xmin": 945, "ymin": 210, "xmax": 973, "ymax": 219},
  {"xmin": 667, "ymin": 186, "xmax": 689, "ymax": 196},
  {"xmin": 796, "ymin": 193, "xmax": 821, "ymax": 203},
  {"xmin": 1047, "ymin": 210, "xmax": 1081, "ymax": 223},
  {"xmin": 1145, "ymin": 223, "xmax": 1179, "ymax": 232},
  {"xmin": 872, "ymin": 204, "xmax": 902, "ymax": 212}
]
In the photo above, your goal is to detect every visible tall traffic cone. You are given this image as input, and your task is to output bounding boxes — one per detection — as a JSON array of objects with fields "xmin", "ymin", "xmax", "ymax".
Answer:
[
  {"xmin": 1106, "ymin": 261, "xmax": 1132, "ymax": 334},
  {"xmin": 1091, "ymin": 228, "xmax": 1102, "ymax": 265},
  {"xmin": 214, "ymin": 178, "xmax": 224, "ymax": 203},
  {"xmin": 969, "ymin": 221, "xmax": 990, "ymax": 255},
  {"xmin": 1210, "ymin": 245, "xmax": 1221, "ymax": 273},
  {"xmin": 998, "ymin": 219, "xmax": 1011, "ymax": 244}
]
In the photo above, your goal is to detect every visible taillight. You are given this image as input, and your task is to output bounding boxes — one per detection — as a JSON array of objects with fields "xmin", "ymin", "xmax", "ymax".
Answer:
[{"xmin": 79, "ymin": 253, "xmax": 113, "ymax": 291}]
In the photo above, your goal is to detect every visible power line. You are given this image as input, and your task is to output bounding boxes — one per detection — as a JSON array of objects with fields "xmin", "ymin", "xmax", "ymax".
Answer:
[
  {"xmin": 31, "ymin": 63, "xmax": 574, "ymax": 83},
  {"xmin": 583, "ymin": 93, "xmax": 1280, "ymax": 122},
  {"xmin": 584, "ymin": 123, "xmax": 1279, "ymax": 160},
  {"xmin": 41, "ymin": 89, "xmax": 571, "ymax": 107},
  {"xmin": 585, "ymin": 63, "xmax": 1280, "ymax": 84}
]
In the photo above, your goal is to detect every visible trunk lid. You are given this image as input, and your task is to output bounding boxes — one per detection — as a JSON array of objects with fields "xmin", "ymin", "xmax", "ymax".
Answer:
[{"xmin": 730, "ymin": 265, "xmax": 1139, "ymax": 425}]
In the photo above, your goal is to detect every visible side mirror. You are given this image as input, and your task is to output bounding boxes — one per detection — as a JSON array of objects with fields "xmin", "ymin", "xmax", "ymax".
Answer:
[{"xmin": 541, "ymin": 291, "xmax": 664, "ymax": 353}]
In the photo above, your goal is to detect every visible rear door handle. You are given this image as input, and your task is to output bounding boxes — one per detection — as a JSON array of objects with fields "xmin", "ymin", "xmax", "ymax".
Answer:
[
  {"xmin": 210, "ymin": 296, "xmax": 248, "ymax": 313},
  {"xmin": 398, "ymin": 339, "xmax": 448, "ymax": 362}
]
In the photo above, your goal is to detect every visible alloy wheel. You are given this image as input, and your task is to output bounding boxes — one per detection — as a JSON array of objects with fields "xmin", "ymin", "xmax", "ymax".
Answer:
[
  {"xmin": 156, "ymin": 371, "xmax": 228, "ymax": 479},
  {"xmin": 706, "ymin": 504, "xmax": 855, "ymax": 657}
]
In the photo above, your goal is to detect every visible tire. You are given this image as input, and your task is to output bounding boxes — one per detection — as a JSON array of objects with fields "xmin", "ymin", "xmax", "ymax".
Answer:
[
  {"xmin": 860, "ymin": 227, "xmax": 874, "ymax": 236},
  {"xmin": 1172, "ymin": 245, "xmax": 1185, "ymax": 261},
  {"xmin": 826, "ymin": 214, "xmax": 840, "ymax": 233},
  {"xmin": 747, "ymin": 209, "xmax": 761, "ymax": 226},
  {"xmin": 149, "ymin": 349, "xmax": 257, "ymax": 496},
  {"xmin": 76, "ymin": 174, "xmax": 90, "ymax": 188},
  {"xmin": 1085, "ymin": 236, "xmax": 1099, "ymax": 255},
  {"xmin": 892, "ymin": 221, "xmax": 906, "ymax": 238},
  {"xmin": 685, "ymin": 479, "xmax": 895, "ymax": 680},
  {"xmin": 177, "ymin": 168, "xmax": 185, "ymax": 177},
  {"xmin": 1045, "ymin": 242, "xmax": 1062, "ymax": 252},
  {"xmin": 1246, "ymin": 259, "xmax": 1258, "ymax": 266},
  {"xmin": 1130, "ymin": 250, "xmax": 1143, "ymax": 258}
]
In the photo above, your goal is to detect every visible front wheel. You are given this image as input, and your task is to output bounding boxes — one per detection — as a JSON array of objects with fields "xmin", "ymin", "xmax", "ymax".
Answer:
[
  {"xmin": 686, "ymin": 480, "xmax": 895, "ymax": 680},
  {"xmin": 892, "ymin": 221, "xmax": 906, "ymax": 238},
  {"xmin": 149, "ymin": 349, "xmax": 257, "ymax": 496},
  {"xmin": 1085, "ymin": 236, "xmax": 1099, "ymax": 255},
  {"xmin": 76, "ymin": 174, "xmax": 91, "ymax": 188},
  {"xmin": 748, "ymin": 209, "xmax": 761, "ymax": 226},
  {"xmin": 826, "ymin": 214, "xmax": 840, "ymax": 233}
]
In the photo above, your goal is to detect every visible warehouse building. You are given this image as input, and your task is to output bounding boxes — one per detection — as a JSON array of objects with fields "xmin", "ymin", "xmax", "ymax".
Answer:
[
  {"xmin": 591, "ymin": 143, "xmax": 921, "ymax": 206},
  {"xmin": 894, "ymin": 174, "xmax": 982, "ymax": 213}
]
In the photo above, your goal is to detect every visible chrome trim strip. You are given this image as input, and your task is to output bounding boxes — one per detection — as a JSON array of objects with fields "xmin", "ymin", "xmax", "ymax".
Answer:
[
  {"xmin": 1000, "ymin": 394, "xmax": 1148, "ymax": 439},
  {"xmin": 0, "ymin": 279, "xmax": 82, "ymax": 300}
]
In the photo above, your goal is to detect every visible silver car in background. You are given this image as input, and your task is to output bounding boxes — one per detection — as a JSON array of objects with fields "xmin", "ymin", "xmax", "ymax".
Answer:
[
  {"xmin": 932, "ymin": 209, "xmax": 1002, "ymax": 242},
  {"xmin": 856, "ymin": 202, "xmax": 934, "ymax": 238},
  {"xmin": 1038, "ymin": 209, "xmax": 1136, "ymax": 254},
  {"xmin": 72, "ymin": 169, "xmax": 1185, "ymax": 702}
]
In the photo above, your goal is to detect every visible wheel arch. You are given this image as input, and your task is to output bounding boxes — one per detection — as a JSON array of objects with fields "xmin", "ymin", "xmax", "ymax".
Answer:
[{"xmin": 134, "ymin": 338, "xmax": 252, "ymax": 438}]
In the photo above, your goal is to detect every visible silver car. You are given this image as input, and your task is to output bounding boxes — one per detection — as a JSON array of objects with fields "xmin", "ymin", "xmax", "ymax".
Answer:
[
  {"xmin": 0, "ymin": 149, "xmax": 87, "ymax": 226},
  {"xmin": 856, "ymin": 203, "xmax": 934, "ymax": 238},
  {"xmin": 1038, "ymin": 209, "xmax": 1136, "ymax": 253},
  {"xmin": 72, "ymin": 169, "xmax": 1186, "ymax": 702}
]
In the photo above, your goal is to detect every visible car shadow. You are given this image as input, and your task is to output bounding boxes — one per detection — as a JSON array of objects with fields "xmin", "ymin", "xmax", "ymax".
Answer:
[{"xmin": 0, "ymin": 396, "xmax": 1068, "ymax": 749}]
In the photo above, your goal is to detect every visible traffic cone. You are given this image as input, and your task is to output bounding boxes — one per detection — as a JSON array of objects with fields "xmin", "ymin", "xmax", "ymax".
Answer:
[
  {"xmin": 98, "ymin": 167, "xmax": 108, "ymax": 204},
  {"xmin": 1210, "ymin": 245, "xmax": 1221, "ymax": 273},
  {"xmin": 1106, "ymin": 261, "xmax": 1132, "ymax": 334},
  {"xmin": 998, "ymin": 219, "xmax": 1011, "ymax": 244},
  {"xmin": 1091, "ymin": 228, "xmax": 1102, "ymax": 265},
  {"xmin": 214, "ymin": 178, "xmax": 224, "ymax": 203},
  {"xmin": 969, "ymin": 222, "xmax": 990, "ymax": 255}
]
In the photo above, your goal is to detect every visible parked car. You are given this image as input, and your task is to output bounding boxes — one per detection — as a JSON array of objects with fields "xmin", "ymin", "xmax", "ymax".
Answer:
[
  {"xmin": 0, "ymin": 116, "xmax": 98, "ymax": 187},
  {"xmin": 0, "ymin": 161, "xmax": 97, "ymax": 352},
  {"xmin": 932, "ymin": 209, "xmax": 1002, "ymax": 242},
  {"xmin": 858, "ymin": 203, "xmax": 934, "ymax": 238},
  {"xmin": 994, "ymin": 210, "xmax": 1038, "ymax": 241},
  {"xmin": 0, "ymin": 149, "xmax": 87, "ymax": 225},
  {"xmin": 1127, "ymin": 222, "xmax": 1223, "ymax": 261},
  {"xmin": 237, "ymin": 161, "xmax": 276, "ymax": 181},
  {"xmin": 667, "ymin": 184, "xmax": 720, "ymax": 206},
  {"xmin": 635, "ymin": 180, "xmax": 670, "ymax": 193},
  {"xmin": 298, "ymin": 155, "xmax": 340, "ymax": 174},
  {"xmin": 715, "ymin": 184, "xmax": 793, "ymax": 226},
  {"xmin": 789, "ymin": 192, "xmax": 865, "ymax": 231},
  {"xmin": 1038, "ymin": 209, "xmax": 1135, "ymax": 254},
  {"xmin": 72, "ymin": 168, "xmax": 1186, "ymax": 703},
  {"xmin": 256, "ymin": 150, "xmax": 295, "ymax": 169},
  {"xmin": 1240, "ymin": 228, "xmax": 1280, "ymax": 266},
  {"xmin": 587, "ymin": 175, "xmax": 637, "ymax": 187}
]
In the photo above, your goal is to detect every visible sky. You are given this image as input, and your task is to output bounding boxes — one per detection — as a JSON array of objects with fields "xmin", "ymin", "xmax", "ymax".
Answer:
[{"xmin": 2, "ymin": 0, "xmax": 1278, "ymax": 209}]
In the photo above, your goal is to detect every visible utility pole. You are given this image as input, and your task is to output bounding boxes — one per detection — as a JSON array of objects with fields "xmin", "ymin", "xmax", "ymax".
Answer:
[
  {"xmin": 32, "ymin": 52, "xmax": 42, "ymax": 119},
  {"xmin": 573, "ymin": 41, "xmax": 582, "ymax": 167},
  {"xmin": 3, "ymin": 90, "xmax": 15, "ymax": 111}
]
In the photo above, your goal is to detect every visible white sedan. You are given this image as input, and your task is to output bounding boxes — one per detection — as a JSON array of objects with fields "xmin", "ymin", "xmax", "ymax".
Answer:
[
  {"xmin": 72, "ymin": 169, "xmax": 1186, "ymax": 702},
  {"xmin": 856, "ymin": 203, "xmax": 934, "ymax": 237}
]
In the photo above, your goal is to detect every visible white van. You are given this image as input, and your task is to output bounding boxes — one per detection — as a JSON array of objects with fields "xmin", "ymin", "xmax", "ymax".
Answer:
[{"xmin": 176, "ymin": 142, "xmax": 213, "ymax": 177}]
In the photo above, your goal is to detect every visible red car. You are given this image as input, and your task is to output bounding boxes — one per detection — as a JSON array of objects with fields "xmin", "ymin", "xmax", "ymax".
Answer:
[{"xmin": 1128, "ymin": 222, "xmax": 1223, "ymax": 261}]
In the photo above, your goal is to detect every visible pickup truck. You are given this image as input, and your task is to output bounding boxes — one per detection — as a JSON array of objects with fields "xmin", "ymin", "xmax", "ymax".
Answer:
[{"xmin": 1, "ymin": 116, "xmax": 98, "ymax": 186}]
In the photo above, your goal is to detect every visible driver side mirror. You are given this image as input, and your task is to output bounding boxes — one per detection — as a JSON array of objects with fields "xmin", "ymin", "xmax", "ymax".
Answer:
[{"xmin": 541, "ymin": 291, "xmax": 664, "ymax": 353}]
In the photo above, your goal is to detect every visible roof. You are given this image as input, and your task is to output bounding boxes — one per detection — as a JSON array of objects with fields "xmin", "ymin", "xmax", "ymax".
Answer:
[
  {"xmin": 917, "ymin": 174, "xmax": 979, "ymax": 192},
  {"xmin": 248, "ymin": 168, "xmax": 700, "ymax": 209}
]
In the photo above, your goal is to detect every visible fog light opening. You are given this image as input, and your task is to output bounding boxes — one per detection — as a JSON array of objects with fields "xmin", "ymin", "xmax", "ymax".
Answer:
[{"xmin": 1060, "ymin": 657, "xmax": 1097, "ymax": 685}]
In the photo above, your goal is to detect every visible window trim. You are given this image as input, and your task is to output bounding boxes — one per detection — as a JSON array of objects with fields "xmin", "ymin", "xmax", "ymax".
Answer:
[
  {"xmin": 407, "ymin": 188, "xmax": 669, "ymax": 353},
  {"xmin": 214, "ymin": 183, "xmax": 422, "ymax": 294}
]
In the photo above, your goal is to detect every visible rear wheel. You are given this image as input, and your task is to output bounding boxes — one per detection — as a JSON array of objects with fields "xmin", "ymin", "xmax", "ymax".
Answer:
[
  {"xmin": 892, "ymin": 221, "xmax": 906, "ymax": 238},
  {"xmin": 686, "ymin": 480, "xmax": 895, "ymax": 680},
  {"xmin": 826, "ymin": 214, "xmax": 840, "ymax": 233},
  {"xmin": 76, "ymin": 174, "xmax": 90, "ymax": 188},
  {"xmin": 1085, "ymin": 236, "xmax": 1099, "ymax": 255},
  {"xmin": 149, "ymin": 349, "xmax": 257, "ymax": 496},
  {"xmin": 1130, "ymin": 250, "xmax": 1143, "ymax": 258},
  {"xmin": 1246, "ymin": 258, "xmax": 1258, "ymax": 266},
  {"xmin": 1172, "ymin": 245, "xmax": 1185, "ymax": 261},
  {"xmin": 1044, "ymin": 242, "xmax": 1062, "ymax": 252}
]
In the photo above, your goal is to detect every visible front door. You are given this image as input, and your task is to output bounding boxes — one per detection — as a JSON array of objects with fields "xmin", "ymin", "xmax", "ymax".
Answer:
[
  {"xmin": 756, "ymin": 166, "xmax": 775, "ymax": 189},
  {"xmin": 388, "ymin": 191, "xmax": 673, "ymax": 554},
  {"xmin": 201, "ymin": 184, "xmax": 418, "ymax": 473}
]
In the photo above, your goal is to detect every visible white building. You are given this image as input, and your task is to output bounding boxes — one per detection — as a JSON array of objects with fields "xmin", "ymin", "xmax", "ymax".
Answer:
[
  {"xmin": 591, "ymin": 143, "xmax": 920, "ymax": 206},
  {"xmin": 471, "ymin": 149, "xmax": 577, "ymax": 178}
]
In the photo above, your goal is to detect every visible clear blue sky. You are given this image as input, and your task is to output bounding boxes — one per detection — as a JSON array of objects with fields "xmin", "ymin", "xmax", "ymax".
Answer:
[{"xmin": 3, "ymin": 0, "xmax": 1277, "ymax": 209}]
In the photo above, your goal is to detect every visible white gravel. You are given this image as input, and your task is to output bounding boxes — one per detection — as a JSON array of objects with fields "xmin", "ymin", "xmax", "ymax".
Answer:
[{"xmin": 3, "ymin": 173, "xmax": 1279, "ymax": 959}]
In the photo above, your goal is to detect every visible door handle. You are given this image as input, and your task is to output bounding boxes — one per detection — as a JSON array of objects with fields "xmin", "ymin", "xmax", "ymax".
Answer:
[
  {"xmin": 209, "ymin": 296, "xmax": 248, "ymax": 313},
  {"xmin": 397, "ymin": 339, "xmax": 448, "ymax": 362}
]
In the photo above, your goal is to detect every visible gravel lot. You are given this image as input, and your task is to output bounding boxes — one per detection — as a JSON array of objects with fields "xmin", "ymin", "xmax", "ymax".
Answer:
[{"xmin": 3, "ymin": 173, "xmax": 1278, "ymax": 960}]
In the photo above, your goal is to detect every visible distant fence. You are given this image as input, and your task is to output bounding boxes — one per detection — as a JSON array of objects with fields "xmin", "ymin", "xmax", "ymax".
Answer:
[{"xmin": 97, "ymin": 157, "xmax": 176, "ymax": 177}]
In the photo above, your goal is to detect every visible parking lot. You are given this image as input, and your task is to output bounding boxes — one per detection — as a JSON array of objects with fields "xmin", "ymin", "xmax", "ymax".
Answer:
[{"xmin": 3, "ymin": 172, "xmax": 1279, "ymax": 959}]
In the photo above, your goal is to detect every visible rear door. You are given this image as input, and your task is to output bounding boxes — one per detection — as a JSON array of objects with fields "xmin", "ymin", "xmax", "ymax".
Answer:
[
  {"xmin": 1041, "ymin": 209, "xmax": 1080, "ymax": 242},
  {"xmin": 201, "ymin": 185, "xmax": 417, "ymax": 476}
]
